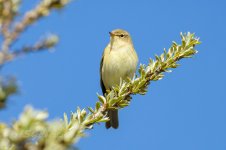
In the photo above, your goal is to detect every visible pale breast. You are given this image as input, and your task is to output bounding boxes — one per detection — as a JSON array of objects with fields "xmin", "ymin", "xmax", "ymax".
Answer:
[{"xmin": 102, "ymin": 46, "xmax": 138, "ymax": 89}]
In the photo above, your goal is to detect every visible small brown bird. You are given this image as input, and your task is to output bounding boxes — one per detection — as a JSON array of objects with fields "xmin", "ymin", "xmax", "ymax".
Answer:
[{"xmin": 100, "ymin": 29, "xmax": 138, "ymax": 129}]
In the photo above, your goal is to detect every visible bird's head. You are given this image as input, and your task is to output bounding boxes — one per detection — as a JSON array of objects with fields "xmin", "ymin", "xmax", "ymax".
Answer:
[{"xmin": 109, "ymin": 29, "xmax": 132, "ymax": 44}]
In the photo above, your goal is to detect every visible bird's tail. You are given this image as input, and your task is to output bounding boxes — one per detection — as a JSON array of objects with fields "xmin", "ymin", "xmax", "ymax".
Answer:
[{"xmin": 105, "ymin": 109, "xmax": 119, "ymax": 129}]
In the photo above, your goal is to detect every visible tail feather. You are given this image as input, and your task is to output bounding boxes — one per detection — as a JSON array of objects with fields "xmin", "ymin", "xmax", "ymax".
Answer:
[
  {"xmin": 105, "ymin": 111, "xmax": 111, "ymax": 129},
  {"xmin": 105, "ymin": 110, "xmax": 119, "ymax": 129}
]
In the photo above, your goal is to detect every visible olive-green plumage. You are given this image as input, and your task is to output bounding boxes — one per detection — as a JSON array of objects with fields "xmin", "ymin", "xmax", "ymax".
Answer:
[{"xmin": 100, "ymin": 29, "xmax": 138, "ymax": 129}]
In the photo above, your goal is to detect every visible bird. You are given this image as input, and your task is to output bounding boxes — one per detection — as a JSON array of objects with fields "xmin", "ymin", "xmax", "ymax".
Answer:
[{"xmin": 100, "ymin": 29, "xmax": 138, "ymax": 129}]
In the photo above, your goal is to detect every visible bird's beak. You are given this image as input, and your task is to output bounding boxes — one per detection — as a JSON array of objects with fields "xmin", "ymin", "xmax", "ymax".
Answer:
[{"xmin": 109, "ymin": 32, "xmax": 114, "ymax": 36}]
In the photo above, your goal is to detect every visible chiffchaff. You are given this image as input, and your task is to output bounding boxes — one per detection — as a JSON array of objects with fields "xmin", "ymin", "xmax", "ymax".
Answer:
[{"xmin": 100, "ymin": 29, "xmax": 138, "ymax": 129}]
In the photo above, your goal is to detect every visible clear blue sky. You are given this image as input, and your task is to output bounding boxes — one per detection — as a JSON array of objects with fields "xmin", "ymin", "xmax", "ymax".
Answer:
[{"xmin": 1, "ymin": 0, "xmax": 226, "ymax": 149}]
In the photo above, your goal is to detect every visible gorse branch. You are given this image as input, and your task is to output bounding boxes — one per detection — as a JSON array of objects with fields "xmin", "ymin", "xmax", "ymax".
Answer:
[
  {"xmin": 12, "ymin": 34, "xmax": 59, "ymax": 57},
  {"xmin": 0, "ymin": 0, "xmax": 69, "ymax": 108},
  {"xmin": 66, "ymin": 32, "xmax": 200, "ymax": 130},
  {"xmin": 1, "ymin": 0, "xmax": 68, "ymax": 53},
  {"xmin": 0, "ymin": 33, "xmax": 200, "ymax": 149}
]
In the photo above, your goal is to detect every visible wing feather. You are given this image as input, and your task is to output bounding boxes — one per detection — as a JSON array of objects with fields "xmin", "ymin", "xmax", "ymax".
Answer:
[{"xmin": 100, "ymin": 53, "xmax": 106, "ymax": 95}]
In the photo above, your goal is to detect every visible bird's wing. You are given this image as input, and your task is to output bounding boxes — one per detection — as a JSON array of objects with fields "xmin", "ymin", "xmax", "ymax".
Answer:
[{"xmin": 100, "ymin": 51, "xmax": 106, "ymax": 95}]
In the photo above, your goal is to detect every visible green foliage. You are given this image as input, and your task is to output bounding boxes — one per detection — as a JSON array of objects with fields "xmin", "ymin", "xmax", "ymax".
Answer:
[{"xmin": 0, "ymin": 77, "xmax": 17, "ymax": 108}]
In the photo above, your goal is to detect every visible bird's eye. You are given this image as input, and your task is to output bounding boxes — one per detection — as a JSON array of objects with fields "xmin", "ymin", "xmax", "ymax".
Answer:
[{"xmin": 119, "ymin": 34, "xmax": 124, "ymax": 37}]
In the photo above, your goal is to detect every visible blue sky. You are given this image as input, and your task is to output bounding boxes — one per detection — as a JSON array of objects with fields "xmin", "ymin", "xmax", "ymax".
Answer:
[{"xmin": 1, "ymin": 0, "xmax": 226, "ymax": 150}]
